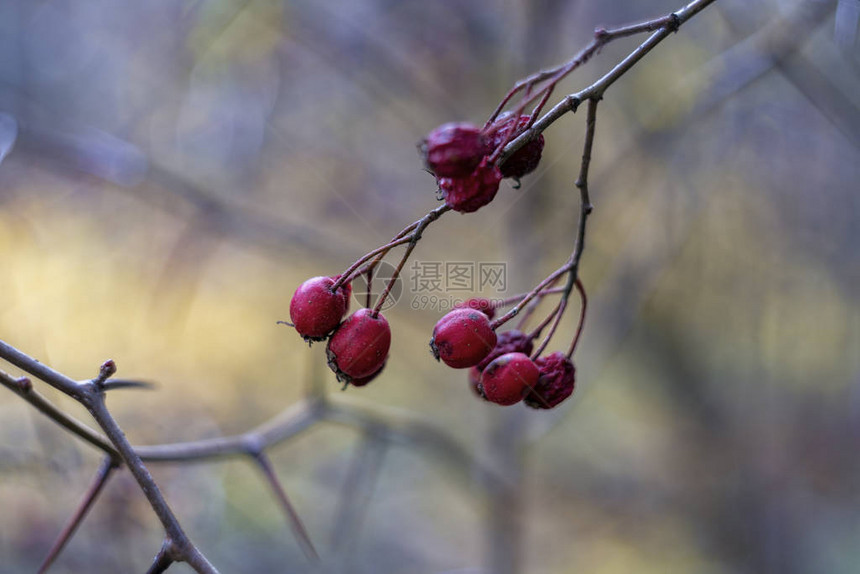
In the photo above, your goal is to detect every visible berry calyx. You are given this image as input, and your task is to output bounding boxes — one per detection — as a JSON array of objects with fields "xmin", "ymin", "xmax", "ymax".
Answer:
[
  {"xmin": 327, "ymin": 308, "xmax": 391, "ymax": 383},
  {"xmin": 490, "ymin": 114, "xmax": 545, "ymax": 179},
  {"xmin": 430, "ymin": 308, "xmax": 497, "ymax": 369},
  {"xmin": 422, "ymin": 122, "xmax": 491, "ymax": 178},
  {"xmin": 525, "ymin": 352, "xmax": 576, "ymax": 409},
  {"xmin": 350, "ymin": 360, "xmax": 386, "ymax": 388},
  {"xmin": 479, "ymin": 352, "xmax": 540, "ymax": 406},
  {"xmin": 455, "ymin": 297, "xmax": 496, "ymax": 320},
  {"xmin": 438, "ymin": 159, "xmax": 502, "ymax": 213},
  {"xmin": 289, "ymin": 276, "xmax": 350, "ymax": 341}
]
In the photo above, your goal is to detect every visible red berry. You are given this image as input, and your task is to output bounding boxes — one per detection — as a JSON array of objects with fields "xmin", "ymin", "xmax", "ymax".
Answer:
[
  {"xmin": 476, "ymin": 329, "xmax": 534, "ymax": 372},
  {"xmin": 479, "ymin": 352, "xmax": 539, "ymax": 406},
  {"xmin": 525, "ymin": 352, "xmax": 576, "ymax": 409},
  {"xmin": 430, "ymin": 308, "xmax": 497, "ymax": 369},
  {"xmin": 423, "ymin": 122, "xmax": 490, "ymax": 178},
  {"xmin": 327, "ymin": 308, "xmax": 391, "ymax": 383},
  {"xmin": 455, "ymin": 297, "xmax": 495, "ymax": 320},
  {"xmin": 468, "ymin": 367, "xmax": 486, "ymax": 399},
  {"xmin": 439, "ymin": 159, "xmax": 502, "ymax": 213},
  {"xmin": 289, "ymin": 276, "xmax": 349, "ymax": 341},
  {"xmin": 490, "ymin": 114, "xmax": 545, "ymax": 179},
  {"xmin": 350, "ymin": 360, "xmax": 386, "ymax": 387},
  {"xmin": 333, "ymin": 274, "xmax": 353, "ymax": 313},
  {"xmin": 468, "ymin": 330, "xmax": 534, "ymax": 400}
]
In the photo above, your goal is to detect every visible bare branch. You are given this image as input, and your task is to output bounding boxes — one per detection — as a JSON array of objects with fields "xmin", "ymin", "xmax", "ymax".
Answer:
[
  {"xmin": 145, "ymin": 540, "xmax": 175, "ymax": 574},
  {"xmin": 38, "ymin": 457, "xmax": 118, "ymax": 574},
  {"xmin": 0, "ymin": 369, "xmax": 117, "ymax": 457},
  {"xmin": 252, "ymin": 452, "xmax": 320, "ymax": 562}
]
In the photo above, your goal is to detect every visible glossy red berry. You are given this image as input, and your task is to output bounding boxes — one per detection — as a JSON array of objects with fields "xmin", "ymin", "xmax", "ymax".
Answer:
[
  {"xmin": 289, "ymin": 276, "xmax": 349, "ymax": 341},
  {"xmin": 525, "ymin": 352, "xmax": 576, "ymax": 409},
  {"xmin": 327, "ymin": 308, "xmax": 391, "ymax": 383},
  {"xmin": 438, "ymin": 159, "xmax": 502, "ymax": 213},
  {"xmin": 430, "ymin": 308, "xmax": 497, "ymax": 369},
  {"xmin": 423, "ymin": 122, "xmax": 490, "ymax": 178},
  {"xmin": 490, "ymin": 114, "xmax": 545, "ymax": 179},
  {"xmin": 479, "ymin": 352, "xmax": 540, "ymax": 406},
  {"xmin": 333, "ymin": 274, "xmax": 353, "ymax": 312},
  {"xmin": 455, "ymin": 297, "xmax": 496, "ymax": 320}
]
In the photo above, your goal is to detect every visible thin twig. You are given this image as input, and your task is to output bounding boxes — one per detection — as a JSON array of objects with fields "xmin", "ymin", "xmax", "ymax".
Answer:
[
  {"xmin": 253, "ymin": 452, "xmax": 320, "ymax": 562},
  {"xmin": 330, "ymin": 431, "xmax": 387, "ymax": 553},
  {"xmin": 38, "ymin": 457, "xmax": 118, "ymax": 574},
  {"xmin": 145, "ymin": 540, "xmax": 175, "ymax": 574},
  {"xmin": 499, "ymin": 0, "xmax": 718, "ymax": 163}
]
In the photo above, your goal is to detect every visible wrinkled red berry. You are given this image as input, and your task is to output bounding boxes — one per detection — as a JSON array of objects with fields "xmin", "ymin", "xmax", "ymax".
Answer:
[
  {"xmin": 439, "ymin": 159, "xmax": 502, "ymax": 213},
  {"xmin": 479, "ymin": 352, "xmax": 540, "ymax": 406},
  {"xmin": 350, "ymin": 360, "xmax": 386, "ymax": 387},
  {"xmin": 490, "ymin": 114, "xmax": 545, "ymax": 179},
  {"xmin": 423, "ymin": 122, "xmax": 490, "ymax": 178},
  {"xmin": 290, "ymin": 276, "xmax": 350, "ymax": 341},
  {"xmin": 525, "ymin": 352, "xmax": 576, "ymax": 409},
  {"xmin": 327, "ymin": 308, "xmax": 391, "ymax": 383},
  {"xmin": 430, "ymin": 308, "xmax": 497, "ymax": 369},
  {"xmin": 455, "ymin": 297, "xmax": 496, "ymax": 320}
]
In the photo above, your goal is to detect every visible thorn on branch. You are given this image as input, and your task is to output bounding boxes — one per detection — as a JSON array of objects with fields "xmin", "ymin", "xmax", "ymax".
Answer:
[
  {"xmin": 668, "ymin": 13, "xmax": 681, "ymax": 32},
  {"xmin": 566, "ymin": 95, "xmax": 581, "ymax": 112},
  {"xmin": 101, "ymin": 379, "xmax": 157, "ymax": 392}
]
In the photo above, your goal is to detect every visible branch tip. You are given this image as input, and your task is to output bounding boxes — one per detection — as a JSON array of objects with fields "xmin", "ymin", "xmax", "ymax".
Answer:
[{"xmin": 96, "ymin": 359, "xmax": 117, "ymax": 386}]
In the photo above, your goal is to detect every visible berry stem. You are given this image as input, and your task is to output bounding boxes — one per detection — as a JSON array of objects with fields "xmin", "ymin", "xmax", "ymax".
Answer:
[
  {"xmin": 495, "ymin": 0, "xmax": 716, "ymax": 166},
  {"xmin": 495, "ymin": 286, "xmax": 567, "ymax": 309},
  {"xmin": 369, "ymin": 205, "xmax": 450, "ymax": 317},
  {"xmin": 364, "ymin": 267, "xmax": 374, "ymax": 309},
  {"xmin": 567, "ymin": 278, "xmax": 588, "ymax": 359},
  {"xmin": 333, "ymin": 235, "xmax": 413, "ymax": 291},
  {"xmin": 530, "ymin": 296, "xmax": 568, "ymax": 359},
  {"xmin": 515, "ymin": 275, "xmax": 564, "ymax": 331},
  {"xmin": 491, "ymin": 262, "xmax": 572, "ymax": 331}
]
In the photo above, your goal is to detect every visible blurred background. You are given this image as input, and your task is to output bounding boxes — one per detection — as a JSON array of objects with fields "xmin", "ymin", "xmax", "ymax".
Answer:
[{"xmin": 1, "ymin": 0, "xmax": 858, "ymax": 572}]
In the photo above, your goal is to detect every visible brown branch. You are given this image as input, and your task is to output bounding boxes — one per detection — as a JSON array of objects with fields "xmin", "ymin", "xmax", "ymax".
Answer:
[
  {"xmin": 0, "ymin": 369, "xmax": 118, "ymax": 457},
  {"xmin": 38, "ymin": 457, "xmax": 118, "ymax": 574},
  {"xmin": 146, "ymin": 540, "xmax": 175, "ymax": 574},
  {"xmin": 0, "ymin": 344, "xmax": 219, "ymax": 574},
  {"xmin": 499, "ymin": 0, "xmax": 718, "ymax": 163},
  {"xmin": 330, "ymin": 431, "xmax": 387, "ymax": 552},
  {"xmin": 252, "ymin": 452, "xmax": 320, "ymax": 562}
]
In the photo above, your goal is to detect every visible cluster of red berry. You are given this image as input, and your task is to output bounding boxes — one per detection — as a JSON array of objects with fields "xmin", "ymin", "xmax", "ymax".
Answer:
[
  {"xmin": 423, "ymin": 113, "xmax": 545, "ymax": 213},
  {"xmin": 287, "ymin": 111, "xmax": 582, "ymax": 407},
  {"xmin": 430, "ymin": 299, "xmax": 576, "ymax": 409},
  {"xmin": 289, "ymin": 275, "xmax": 389, "ymax": 387}
]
